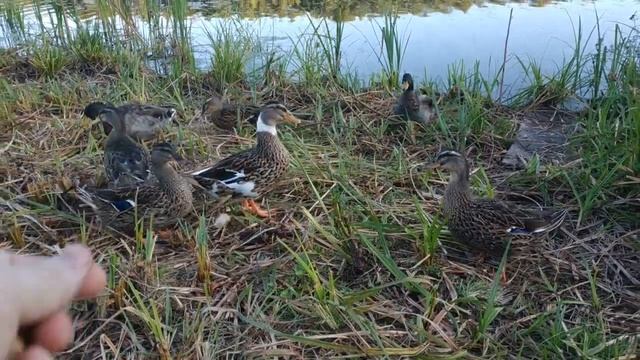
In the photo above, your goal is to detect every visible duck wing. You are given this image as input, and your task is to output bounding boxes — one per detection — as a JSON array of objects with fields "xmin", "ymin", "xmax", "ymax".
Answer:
[
  {"xmin": 473, "ymin": 199, "xmax": 567, "ymax": 236},
  {"xmin": 191, "ymin": 148, "xmax": 261, "ymax": 197},
  {"xmin": 509, "ymin": 208, "xmax": 568, "ymax": 235},
  {"xmin": 93, "ymin": 184, "xmax": 160, "ymax": 213}
]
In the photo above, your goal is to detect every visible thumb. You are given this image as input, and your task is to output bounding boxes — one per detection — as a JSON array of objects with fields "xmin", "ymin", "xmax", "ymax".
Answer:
[{"xmin": 8, "ymin": 244, "xmax": 94, "ymax": 325}]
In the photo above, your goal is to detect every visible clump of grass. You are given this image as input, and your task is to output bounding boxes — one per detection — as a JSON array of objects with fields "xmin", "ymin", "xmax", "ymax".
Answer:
[
  {"xmin": 471, "ymin": 166, "xmax": 496, "ymax": 199},
  {"xmin": 291, "ymin": 30, "xmax": 328, "ymax": 88},
  {"xmin": 108, "ymin": 252, "xmax": 125, "ymax": 309},
  {"xmin": 308, "ymin": 16, "xmax": 344, "ymax": 80},
  {"xmin": 205, "ymin": 21, "xmax": 253, "ymax": 88},
  {"xmin": 413, "ymin": 199, "xmax": 442, "ymax": 265},
  {"xmin": 70, "ymin": 25, "xmax": 110, "ymax": 64},
  {"xmin": 377, "ymin": 11, "xmax": 408, "ymax": 91},
  {"xmin": 8, "ymin": 216, "xmax": 25, "ymax": 247},
  {"xmin": 29, "ymin": 40, "xmax": 69, "ymax": 78},
  {"xmin": 475, "ymin": 243, "xmax": 509, "ymax": 342},
  {"xmin": 127, "ymin": 282, "xmax": 174, "ymax": 360},
  {"xmin": 169, "ymin": 0, "xmax": 195, "ymax": 78}
]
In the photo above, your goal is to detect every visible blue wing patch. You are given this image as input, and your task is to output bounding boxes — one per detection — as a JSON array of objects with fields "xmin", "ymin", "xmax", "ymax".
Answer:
[
  {"xmin": 506, "ymin": 227, "xmax": 531, "ymax": 235},
  {"xmin": 110, "ymin": 199, "xmax": 136, "ymax": 212}
]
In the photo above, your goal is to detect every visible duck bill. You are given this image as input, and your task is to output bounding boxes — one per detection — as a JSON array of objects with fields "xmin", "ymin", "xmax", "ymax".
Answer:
[
  {"xmin": 401, "ymin": 81, "xmax": 409, "ymax": 90},
  {"xmin": 283, "ymin": 113, "xmax": 302, "ymax": 127}
]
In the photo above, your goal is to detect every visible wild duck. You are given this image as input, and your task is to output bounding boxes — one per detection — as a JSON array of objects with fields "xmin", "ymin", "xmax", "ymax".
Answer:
[
  {"xmin": 191, "ymin": 102, "xmax": 301, "ymax": 218},
  {"xmin": 79, "ymin": 142, "xmax": 194, "ymax": 231},
  {"xmin": 199, "ymin": 94, "xmax": 239, "ymax": 131},
  {"xmin": 428, "ymin": 150, "xmax": 567, "ymax": 253},
  {"xmin": 83, "ymin": 101, "xmax": 177, "ymax": 141},
  {"xmin": 394, "ymin": 73, "xmax": 436, "ymax": 125},
  {"xmin": 100, "ymin": 106, "xmax": 150, "ymax": 187}
]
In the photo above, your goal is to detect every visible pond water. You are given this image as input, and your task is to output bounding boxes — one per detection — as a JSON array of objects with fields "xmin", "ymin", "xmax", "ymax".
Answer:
[{"xmin": 2, "ymin": 0, "xmax": 638, "ymax": 94}]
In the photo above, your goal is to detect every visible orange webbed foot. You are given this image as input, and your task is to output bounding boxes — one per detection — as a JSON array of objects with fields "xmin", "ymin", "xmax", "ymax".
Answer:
[{"xmin": 243, "ymin": 199, "xmax": 270, "ymax": 218}]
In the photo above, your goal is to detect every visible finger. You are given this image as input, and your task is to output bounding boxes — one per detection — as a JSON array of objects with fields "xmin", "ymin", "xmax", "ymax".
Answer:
[
  {"xmin": 75, "ymin": 262, "xmax": 107, "ymax": 300},
  {"xmin": 15, "ymin": 345, "xmax": 52, "ymax": 360},
  {"xmin": 11, "ymin": 244, "xmax": 93, "ymax": 324},
  {"xmin": 0, "ymin": 309, "xmax": 19, "ymax": 360},
  {"xmin": 31, "ymin": 312, "xmax": 73, "ymax": 353}
]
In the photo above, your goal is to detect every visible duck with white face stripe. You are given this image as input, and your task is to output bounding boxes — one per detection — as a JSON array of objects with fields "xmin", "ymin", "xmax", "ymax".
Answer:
[{"xmin": 191, "ymin": 102, "xmax": 301, "ymax": 218}]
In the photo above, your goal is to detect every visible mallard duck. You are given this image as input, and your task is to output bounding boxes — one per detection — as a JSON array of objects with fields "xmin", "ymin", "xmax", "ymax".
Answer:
[
  {"xmin": 83, "ymin": 101, "xmax": 177, "ymax": 141},
  {"xmin": 191, "ymin": 102, "xmax": 301, "ymax": 218},
  {"xmin": 78, "ymin": 142, "xmax": 194, "ymax": 231},
  {"xmin": 428, "ymin": 150, "xmax": 567, "ymax": 253},
  {"xmin": 199, "ymin": 94, "xmax": 262, "ymax": 131},
  {"xmin": 394, "ymin": 73, "xmax": 436, "ymax": 125},
  {"xmin": 99, "ymin": 106, "xmax": 150, "ymax": 187},
  {"xmin": 199, "ymin": 94, "xmax": 239, "ymax": 131}
]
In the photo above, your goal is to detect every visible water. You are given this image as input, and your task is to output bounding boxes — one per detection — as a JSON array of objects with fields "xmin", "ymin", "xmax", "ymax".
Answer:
[{"xmin": 1, "ymin": 0, "xmax": 638, "ymax": 93}]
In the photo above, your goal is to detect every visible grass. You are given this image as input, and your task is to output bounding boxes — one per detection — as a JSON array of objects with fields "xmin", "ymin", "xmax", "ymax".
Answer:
[{"xmin": 0, "ymin": 1, "xmax": 639, "ymax": 359}]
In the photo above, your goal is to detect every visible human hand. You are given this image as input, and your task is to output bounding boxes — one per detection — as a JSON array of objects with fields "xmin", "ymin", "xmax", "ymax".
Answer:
[{"xmin": 0, "ymin": 244, "xmax": 106, "ymax": 360}]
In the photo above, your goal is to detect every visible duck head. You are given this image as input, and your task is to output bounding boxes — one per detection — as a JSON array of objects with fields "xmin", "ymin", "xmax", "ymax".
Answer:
[
  {"xmin": 255, "ymin": 102, "xmax": 301, "ymax": 135},
  {"xmin": 401, "ymin": 73, "xmax": 414, "ymax": 91},
  {"xmin": 426, "ymin": 150, "xmax": 469, "ymax": 180},
  {"xmin": 150, "ymin": 142, "xmax": 180, "ymax": 167}
]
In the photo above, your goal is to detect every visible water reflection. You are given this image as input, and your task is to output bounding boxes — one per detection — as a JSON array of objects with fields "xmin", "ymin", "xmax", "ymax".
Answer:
[
  {"xmin": 2, "ymin": 0, "xmax": 638, "ymax": 95},
  {"xmin": 196, "ymin": 0, "xmax": 488, "ymax": 19},
  {"xmin": 10, "ymin": 0, "xmax": 578, "ymax": 20}
]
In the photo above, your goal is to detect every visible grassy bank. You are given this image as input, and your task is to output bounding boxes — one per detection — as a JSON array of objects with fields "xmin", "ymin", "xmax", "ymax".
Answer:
[{"xmin": 0, "ymin": 2, "xmax": 638, "ymax": 359}]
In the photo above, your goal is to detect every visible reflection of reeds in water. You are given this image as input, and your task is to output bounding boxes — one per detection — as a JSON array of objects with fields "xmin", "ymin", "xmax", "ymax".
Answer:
[{"xmin": 201, "ymin": 0, "xmax": 490, "ymax": 20}]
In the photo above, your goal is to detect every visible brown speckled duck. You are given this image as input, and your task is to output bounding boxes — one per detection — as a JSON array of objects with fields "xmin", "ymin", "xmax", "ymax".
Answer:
[
  {"xmin": 83, "ymin": 101, "xmax": 177, "ymax": 141},
  {"xmin": 191, "ymin": 102, "xmax": 301, "ymax": 218},
  {"xmin": 199, "ymin": 94, "xmax": 238, "ymax": 131},
  {"xmin": 78, "ymin": 142, "xmax": 194, "ymax": 231},
  {"xmin": 199, "ymin": 94, "xmax": 262, "ymax": 131},
  {"xmin": 428, "ymin": 150, "xmax": 567, "ymax": 253}
]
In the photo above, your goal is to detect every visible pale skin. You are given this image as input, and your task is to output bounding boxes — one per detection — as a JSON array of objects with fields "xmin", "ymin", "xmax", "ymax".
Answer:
[{"xmin": 0, "ymin": 244, "xmax": 106, "ymax": 360}]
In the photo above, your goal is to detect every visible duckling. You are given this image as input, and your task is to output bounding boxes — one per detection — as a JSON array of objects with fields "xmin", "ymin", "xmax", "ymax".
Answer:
[
  {"xmin": 191, "ymin": 102, "xmax": 301, "ymax": 218},
  {"xmin": 83, "ymin": 101, "xmax": 177, "ymax": 141},
  {"xmin": 80, "ymin": 142, "xmax": 194, "ymax": 231},
  {"xmin": 428, "ymin": 150, "xmax": 567, "ymax": 254},
  {"xmin": 100, "ymin": 106, "xmax": 150, "ymax": 187},
  {"xmin": 394, "ymin": 73, "xmax": 436, "ymax": 125}
]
